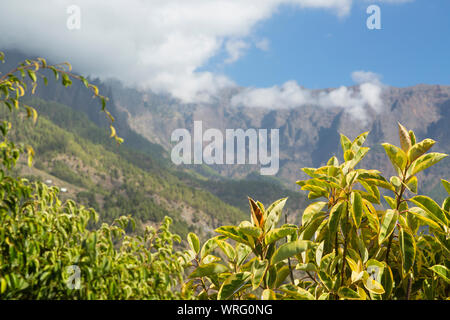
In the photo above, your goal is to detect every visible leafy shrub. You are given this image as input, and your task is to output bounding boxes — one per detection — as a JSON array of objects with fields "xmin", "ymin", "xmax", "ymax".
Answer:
[
  {"xmin": 0, "ymin": 122, "xmax": 191, "ymax": 299},
  {"xmin": 186, "ymin": 124, "xmax": 449, "ymax": 300}
]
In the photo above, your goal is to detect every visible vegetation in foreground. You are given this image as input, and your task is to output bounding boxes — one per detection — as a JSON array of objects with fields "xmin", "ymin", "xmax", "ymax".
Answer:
[{"xmin": 0, "ymin": 52, "xmax": 449, "ymax": 299}]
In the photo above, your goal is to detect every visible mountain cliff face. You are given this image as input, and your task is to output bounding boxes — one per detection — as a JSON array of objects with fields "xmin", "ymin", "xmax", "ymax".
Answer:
[{"xmin": 108, "ymin": 82, "xmax": 450, "ymax": 199}]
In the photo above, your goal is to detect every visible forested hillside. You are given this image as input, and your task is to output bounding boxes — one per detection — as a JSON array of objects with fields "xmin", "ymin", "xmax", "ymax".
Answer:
[{"xmin": 3, "ymin": 97, "xmax": 307, "ymax": 238}]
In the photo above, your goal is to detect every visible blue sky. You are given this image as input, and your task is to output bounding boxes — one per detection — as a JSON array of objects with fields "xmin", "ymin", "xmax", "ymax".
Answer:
[{"xmin": 216, "ymin": 0, "xmax": 450, "ymax": 89}]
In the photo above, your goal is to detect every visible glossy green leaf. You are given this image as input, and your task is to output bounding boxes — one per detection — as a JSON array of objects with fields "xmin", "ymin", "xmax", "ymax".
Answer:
[
  {"xmin": 407, "ymin": 138, "xmax": 435, "ymax": 163},
  {"xmin": 429, "ymin": 265, "xmax": 450, "ymax": 284},
  {"xmin": 337, "ymin": 287, "xmax": 361, "ymax": 300},
  {"xmin": 262, "ymin": 289, "xmax": 276, "ymax": 300},
  {"xmin": 411, "ymin": 153, "xmax": 448, "ymax": 176},
  {"xmin": 264, "ymin": 198, "xmax": 287, "ymax": 231},
  {"xmin": 265, "ymin": 226, "xmax": 297, "ymax": 245},
  {"xmin": 200, "ymin": 237, "xmax": 219, "ymax": 259},
  {"xmin": 217, "ymin": 240, "xmax": 236, "ymax": 261},
  {"xmin": 351, "ymin": 192, "xmax": 363, "ymax": 228},
  {"xmin": 217, "ymin": 272, "xmax": 251, "ymax": 300},
  {"xmin": 378, "ymin": 209, "xmax": 398, "ymax": 245},
  {"xmin": 406, "ymin": 176, "xmax": 418, "ymax": 193},
  {"xmin": 251, "ymin": 259, "xmax": 269, "ymax": 290},
  {"xmin": 215, "ymin": 226, "xmax": 249, "ymax": 245},
  {"xmin": 302, "ymin": 201, "xmax": 327, "ymax": 225},
  {"xmin": 329, "ymin": 201, "xmax": 346, "ymax": 234},
  {"xmin": 382, "ymin": 143, "xmax": 407, "ymax": 171},
  {"xmin": 340, "ymin": 134, "xmax": 352, "ymax": 153},
  {"xmin": 398, "ymin": 122, "xmax": 412, "ymax": 152},
  {"xmin": 399, "ymin": 227, "xmax": 416, "ymax": 274},
  {"xmin": 271, "ymin": 240, "xmax": 311, "ymax": 265},
  {"xmin": 189, "ymin": 263, "xmax": 228, "ymax": 278},
  {"xmin": 409, "ymin": 195, "xmax": 448, "ymax": 226},
  {"xmin": 187, "ymin": 232, "xmax": 200, "ymax": 254},
  {"xmin": 441, "ymin": 179, "xmax": 450, "ymax": 195}
]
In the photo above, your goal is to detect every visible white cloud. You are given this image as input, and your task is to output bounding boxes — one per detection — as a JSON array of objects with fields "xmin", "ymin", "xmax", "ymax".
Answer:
[
  {"xmin": 0, "ymin": 0, "xmax": 355, "ymax": 103},
  {"xmin": 364, "ymin": 0, "xmax": 413, "ymax": 3},
  {"xmin": 351, "ymin": 70, "xmax": 382, "ymax": 85},
  {"xmin": 255, "ymin": 38, "xmax": 270, "ymax": 51},
  {"xmin": 0, "ymin": 0, "xmax": 407, "ymax": 105},
  {"xmin": 231, "ymin": 71, "xmax": 384, "ymax": 122},
  {"xmin": 225, "ymin": 39, "xmax": 250, "ymax": 64}
]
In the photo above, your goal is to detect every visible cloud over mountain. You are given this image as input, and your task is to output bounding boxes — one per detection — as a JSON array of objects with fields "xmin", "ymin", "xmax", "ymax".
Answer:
[{"xmin": 0, "ymin": 0, "xmax": 409, "ymax": 107}]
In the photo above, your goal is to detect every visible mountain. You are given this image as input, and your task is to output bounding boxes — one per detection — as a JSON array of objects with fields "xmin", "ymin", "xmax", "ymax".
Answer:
[{"xmin": 107, "ymin": 82, "xmax": 450, "ymax": 201}]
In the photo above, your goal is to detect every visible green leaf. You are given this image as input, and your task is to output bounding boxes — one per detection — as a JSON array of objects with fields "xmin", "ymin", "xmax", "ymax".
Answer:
[
  {"xmin": 251, "ymin": 259, "xmax": 269, "ymax": 290},
  {"xmin": 407, "ymin": 207, "xmax": 443, "ymax": 232},
  {"xmin": 0, "ymin": 278, "xmax": 6, "ymax": 294},
  {"xmin": 364, "ymin": 278, "xmax": 385, "ymax": 295},
  {"xmin": 300, "ymin": 214, "xmax": 326, "ymax": 240},
  {"xmin": 358, "ymin": 171, "xmax": 395, "ymax": 191},
  {"xmin": 327, "ymin": 156, "xmax": 339, "ymax": 166},
  {"xmin": 301, "ymin": 185, "xmax": 328, "ymax": 196},
  {"xmin": 384, "ymin": 196, "xmax": 396, "ymax": 210},
  {"xmin": 443, "ymin": 198, "xmax": 450, "ymax": 219},
  {"xmin": 409, "ymin": 195, "xmax": 448, "ymax": 226},
  {"xmin": 27, "ymin": 70, "xmax": 37, "ymax": 82},
  {"xmin": 279, "ymin": 285, "xmax": 315, "ymax": 300},
  {"xmin": 217, "ymin": 240, "xmax": 236, "ymax": 261},
  {"xmin": 189, "ymin": 263, "xmax": 228, "ymax": 278},
  {"xmin": 187, "ymin": 232, "xmax": 200, "ymax": 254},
  {"xmin": 328, "ymin": 201, "xmax": 346, "ymax": 234},
  {"xmin": 441, "ymin": 179, "xmax": 450, "ymax": 195},
  {"xmin": 378, "ymin": 209, "xmax": 398, "ymax": 245},
  {"xmin": 407, "ymin": 138, "xmax": 435, "ymax": 163},
  {"xmin": 351, "ymin": 131, "xmax": 369, "ymax": 151},
  {"xmin": 215, "ymin": 226, "xmax": 249, "ymax": 245},
  {"xmin": 346, "ymin": 171, "xmax": 359, "ymax": 187},
  {"xmin": 265, "ymin": 226, "xmax": 297, "ymax": 245},
  {"xmin": 351, "ymin": 192, "xmax": 363, "ymax": 228},
  {"xmin": 429, "ymin": 265, "xmax": 450, "ymax": 284},
  {"xmin": 217, "ymin": 272, "xmax": 251, "ymax": 300},
  {"xmin": 390, "ymin": 176, "xmax": 402, "ymax": 189},
  {"xmin": 318, "ymin": 271, "xmax": 333, "ymax": 291},
  {"xmin": 271, "ymin": 240, "xmax": 311, "ymax": 265},
  {"xmin": 363, "ymin": 268, "xmax": 385, "ymax": 295},
  {"xmin": 382, "ymin": 143, "xmax": 407, "ymax": 171},
  {"xmin": 408, "ymin": 130, "xmax": 416, "ymax": 146},
  {"xmin": 348, "ymin": 147, "xmax": 370, "ymax": 169},
  {"xmin": 399, "ymin": 227, "xmax": 416, "ymax": 274},
  {"xmin": 264, "ymin": 198, "xmax": 287, "ymax": 231},
  {"xmin": 337, "ymin": 287, "xmax": 362, "ymax": 300},
  {"xmin": 340, "ymin": 134, "xmax": 352, "ymax": 153},
  {"xmin": 238, "ymin": 226, "xmax": 262, "ymax": 239},
  {"xmin": 200, "ymin": 237, "xmax": 219, "ymax": 259},
  {"xmin": 235, "ymin": 243, "xmax": 252, "ymax": 267},
  {"xmin": 398, "ymin": 122, "xmax": 412, "ymax": 152},
  {"xmin": 344, "ymin": 149, "xmax": 355, "ymax": 161},
  {"xmin": 61, "ymin": 73, "xmax": 72, "ymax": 87},
  {"xmin": 262, "ymin": 289, "xmax": 276, "ymax": 300},
  {"xmin": 274, "ymin": 265, "xmax": 291, "ymax": 288},
  {"xmin": 315, "ymin": 241, "xmax": 325, "ymax": 266},
  {"xmin": 302, "ymin": 201, "xmax": 327, "ymax": 225},
  {"xmin": 405, "ymin": 176, "xmax": 418, "ymax": 194},
  {"xmin": 410, "ymin": 153, "xmax": 448, "ymax": 176}
]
